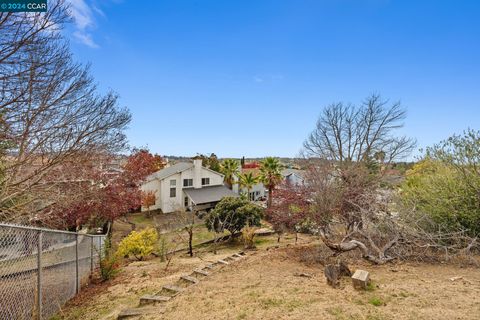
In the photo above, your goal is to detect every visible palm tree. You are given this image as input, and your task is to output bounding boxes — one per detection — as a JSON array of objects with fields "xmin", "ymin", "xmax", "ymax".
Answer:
[
  {"xmin": 259, "ymin": 157, "xmax": 283, "ymax": 208},
  {"xmin": 220, "ymin": 159, "xmax": 239, "ymax": 189},
  {"xmin": 238, "ymin": 171, "xmax": 258, "ymax": 200}
]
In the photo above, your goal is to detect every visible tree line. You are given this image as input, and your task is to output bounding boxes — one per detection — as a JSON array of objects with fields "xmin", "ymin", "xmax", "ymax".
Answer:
[{"xmin": 0, "ymin": 2, "xmax": 167, "ymax": 231}]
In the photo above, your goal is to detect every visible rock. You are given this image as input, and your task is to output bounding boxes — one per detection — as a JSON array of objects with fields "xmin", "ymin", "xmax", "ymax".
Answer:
[
  {"xmin": 352, "ymin": 270, "xmax": 370, "ymax": 290},
  {"xmin": 449, "ymin": 276, "xmax": 463, "ymax": 281}
]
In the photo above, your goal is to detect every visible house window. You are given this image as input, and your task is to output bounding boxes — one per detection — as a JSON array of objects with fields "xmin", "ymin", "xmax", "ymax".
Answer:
[
  {"xmin": 183, "ymin": 179, "xmax": 193, "ymax": 187},
  {"xmin": 170, "ymin": 179, "xmax": 176, "ymax": 186},
  {"xmin": 170, "ymin": 187, "xmax": 176, "ymax": 198},
  {"xmin": 184, "ymin": 196, "xmax": 189, "ymax": 207},
  {"xmin": 201, "ymin": 178, "xmax": 210, "ymax": 186}
]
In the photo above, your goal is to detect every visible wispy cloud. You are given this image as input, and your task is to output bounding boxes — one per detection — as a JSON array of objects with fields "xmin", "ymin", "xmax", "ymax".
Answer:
[
  {"xmin": 66, "ymin": 0, "xmax": 100, "ymax": 48},
  {"xmin": 254, "ymin": 76, "xmax": 264, "ymax": 83},
  {"xmin": 73, "ymin": 30, "xmax": 99, "ymax": 48},
  {"xmin": 253, "ymin": 74, "xmax": 285, "ymax": 83}
]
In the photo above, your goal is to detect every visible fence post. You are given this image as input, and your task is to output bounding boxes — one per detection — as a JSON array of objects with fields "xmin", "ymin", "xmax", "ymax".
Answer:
[
  {"xmin": 90, "ymin": 236, "xmax": 94, "ymax": 273},
  {"xmin": 99, "ymin": 237, "xmax": 103, "ymax": 261},
  {"xmin": 75, "ymin": 233, "xmax": 79, "ymax": 294},
  {"xmin": 37, "ymin": 231, "xmax": 43, "ymax": 320}
]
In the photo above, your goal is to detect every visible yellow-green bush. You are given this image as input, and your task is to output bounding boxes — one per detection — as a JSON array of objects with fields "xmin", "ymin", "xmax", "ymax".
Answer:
[
  {"xmin": 242, "ymin": 225, "xmax": 257, "ymax": 249},
  {"xmin": 116, "ymin": 227, "xmax": 158, "ymax": 261}
]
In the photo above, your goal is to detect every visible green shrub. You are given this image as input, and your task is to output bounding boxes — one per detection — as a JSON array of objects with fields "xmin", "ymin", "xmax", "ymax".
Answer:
[
  {"xmin": 242, "ymin": 225, "xmax": 257, "ymax": 249},
  {"xmin": 99, "ymin": 237, "xmax": 120, "ymax": 281},
  {"xmin": 368, "ymin": 297, "xmax": 384, "ymax": 307},
  {"xmin": 402, "ymin": 159, "xmax": 480, "ymax": 236},
  {"xmin": 100, "ymin": 254, "xmax": 120, "ymax": 281},
  {"xmin": 206, "ymin": 197, "xmax": 263, "ymax": 235},
  {"xmin": 116, "ymin": 227, "xmax": 158, "ymax": 261},
  {"xmin": 157, "ymin": 235, "xmax": 168, "ymax": 262}
]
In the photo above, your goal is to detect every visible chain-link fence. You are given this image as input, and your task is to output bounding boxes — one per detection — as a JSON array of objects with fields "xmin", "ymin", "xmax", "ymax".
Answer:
[{"xmin": 0, "ymin": 223, "xmax": 105, "ymax": 320}]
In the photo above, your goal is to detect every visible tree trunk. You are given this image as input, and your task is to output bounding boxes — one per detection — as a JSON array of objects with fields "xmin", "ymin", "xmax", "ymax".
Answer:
[
  {"xmin": 267, "ymin": 187, "xmax": 273, "ymax": 208},
  {"xmin": 318, "ymin": 231, "xmax": 397, "ymax": 265},
  {"xmin": 213, "ymin": 233, "xmax": 218, "ymax": 254},
  {"xmin": 188, "ymin": 229, "xmax": 193, "ymax": 257}
]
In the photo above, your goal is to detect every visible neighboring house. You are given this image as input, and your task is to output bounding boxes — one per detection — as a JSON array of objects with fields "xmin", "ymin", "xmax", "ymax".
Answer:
[
  {"xmin": 282, "ymin": 168, "xmax": 305, "ymax": 186},
  {"xmin": 232, "ymin": 164, "xmax": 306, "ymax": 200},
  {"xmin": 141, "ymin": 159, "xmax": 237, "ymax": 213},
  {"xmin": 232, "ymin": 165, "xmax": 267, "ymax": 201}
]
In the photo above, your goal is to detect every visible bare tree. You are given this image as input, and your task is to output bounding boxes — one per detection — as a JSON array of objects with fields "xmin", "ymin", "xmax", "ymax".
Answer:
[
  {"xmin": 0, "ymin": 1, "xmax": 131, "ymax": 222},
  {"xmin": 299, "ymin": 95, "xmax": 417, "ymax": 264},
  {"xmin": 303, "ymin": 94, "xmax": 416, "ymax": 166}
]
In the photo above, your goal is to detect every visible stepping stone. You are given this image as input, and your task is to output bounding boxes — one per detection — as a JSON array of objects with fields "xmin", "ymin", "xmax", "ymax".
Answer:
[
  {"xmin": 224, "ymin": 256, "xmax": 235, "ymax": 261},
  {"xmin": 204, "ymin": 264, "xmax": 215, "ymax": 269},
  {"xmin": 139, "ymin": 294, "xmax": 171, "ymax": 305},
  {"xmin": 180, "ymin": 275, "xmax": 199, "ymax": 284},
  {"xmin": 232, "ymin": 253, "xmax": 243, "ymax": 258},
  {"xmin": 192, "ymin": 269, "xmax": 209, "ymax": 276},
  {"xmin": 117, "ymin": 307, "xmax": 158, "ymax": 319},
  {"xmin": 217, "ymin": 259, "xmax": 229, "ymax": 265},
  {"xmin": 161, "ymin": 284, "xmax": 183, "ymax": 295}
]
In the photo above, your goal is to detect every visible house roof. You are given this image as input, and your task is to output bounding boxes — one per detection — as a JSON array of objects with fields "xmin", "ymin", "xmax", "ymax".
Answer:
[
  {"xmin": 241, "ymin": 167, "xmax": 261, "ymax": 177},
  {"xmin": 184, "ymin": 185, "xmax": 238, "ymax": 205},
  {"xmin": 146, "ymin": 162, "xmax": 193, "ymax": 181},
  {"xmin": 282, "ymin": 168, "xmax": 305, "ymax": 178}
]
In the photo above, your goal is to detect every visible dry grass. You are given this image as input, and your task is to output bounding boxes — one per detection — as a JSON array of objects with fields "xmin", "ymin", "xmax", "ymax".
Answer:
[
  {"xmin": 55, "ymin": 234, "xmax": 480, "ymax": 320},
  {"xmin": 158, "ymin": 245, "xmax": 480, "ymax": 320}
]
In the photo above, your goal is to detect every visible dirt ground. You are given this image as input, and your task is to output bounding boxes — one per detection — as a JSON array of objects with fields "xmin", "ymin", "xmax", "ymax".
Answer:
[
  {"xmin": 57, "ymin": 234, "xmax": 480, "ymax": 320},
  {"xmin": 158, "ymin": 246, "xmax": 480, "ymax": 320}
]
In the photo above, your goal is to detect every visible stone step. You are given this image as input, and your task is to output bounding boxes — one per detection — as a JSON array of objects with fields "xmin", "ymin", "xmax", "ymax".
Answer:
[
  {"xmin": 117, "ymin": 307, "xmax": 159, "ymax": 319},
  {"xmin": 217, "ymin": 259, "xmax": 229, "ymax": 265},
  {"xmin": 180, "ymin": 275, "xmax": 199, "ymax": 284},
  {"xmin": 233, "ymin": 253, "xmax": 243, "ymax": 258},
  {"xmin": 203, "ymin": 263, "xmax": 215, "ymax": 269},
  {"xmin": 161, "ymin": 284, "xmax": 184, "ymax": 295},
  {"xmin": 223, "ymin": 256, "xmax": 235, "ymax": 261},
  {"xmin": 139, "ymin": 294, "xmax": 171, "ymax": 305},
  {"xmin": 192, "ymin": 269, "xmax": 209, "ymax": 276},
  {"xmin": 238, "ymin": 251, "xmax": 246, "ymax": 256}
]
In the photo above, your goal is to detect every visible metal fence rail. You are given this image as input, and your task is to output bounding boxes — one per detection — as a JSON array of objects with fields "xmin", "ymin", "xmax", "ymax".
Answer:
[{"xmin": 0, "ymin": 223, "xmax": 105, "ymax": 320}]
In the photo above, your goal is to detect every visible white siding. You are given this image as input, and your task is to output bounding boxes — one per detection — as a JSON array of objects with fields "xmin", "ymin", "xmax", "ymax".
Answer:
[
  {"xmin": 160, "ymin": 173, "xmax": 182, "ymax": 213},
  {"xmin": 141, "ymin": 163, "xmax": 225, "ymax": 213},
  {"xmin": 140, "ymin": 179, "xmax": 162, "ymax": 211},
  {"xmin": 239, "ymin": 182, "xmax": 266, "ymax": 200}
]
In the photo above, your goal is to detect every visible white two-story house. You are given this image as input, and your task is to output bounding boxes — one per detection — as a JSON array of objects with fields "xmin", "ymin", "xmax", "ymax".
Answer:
[{"xmin": 141, "ymin": 159, "xmax": 237, "ymax": 213}]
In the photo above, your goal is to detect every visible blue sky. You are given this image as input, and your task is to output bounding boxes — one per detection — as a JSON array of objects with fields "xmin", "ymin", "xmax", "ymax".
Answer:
[{"xmin": 66, "ymin": 0, "xmax": 480, "ymax": 159}]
